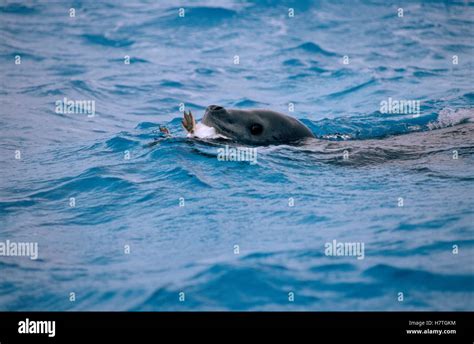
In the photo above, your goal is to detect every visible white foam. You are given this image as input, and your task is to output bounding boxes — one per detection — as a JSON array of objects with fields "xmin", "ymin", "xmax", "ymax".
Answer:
[{"xmin": 428, "ymin": 108, "xmax": 474, "ymax": 130}]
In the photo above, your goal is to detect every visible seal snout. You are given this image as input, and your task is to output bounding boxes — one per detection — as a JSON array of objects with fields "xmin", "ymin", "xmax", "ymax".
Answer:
[
  {"xmin": 202, "ymin": 105, "xmax": 228, "ymax": 130},
  {"xmin": 204, "ymin": 105, "xmax": 227, "ymax": 123}
]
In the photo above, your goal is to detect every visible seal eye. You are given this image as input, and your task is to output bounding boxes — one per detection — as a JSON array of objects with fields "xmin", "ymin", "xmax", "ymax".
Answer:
[{"xmin": 250, "ymin": 123, "xmax": 263, "ymax": 135}]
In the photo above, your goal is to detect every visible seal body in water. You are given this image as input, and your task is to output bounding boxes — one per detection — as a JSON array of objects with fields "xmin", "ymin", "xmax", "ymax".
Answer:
[
  {"xmin": 181, "ymin": 105, "xmax": 474, "ymax": 156},
  {"xmin": 184, "ymin": 105, "xmax": 315, "ymax": 145}
]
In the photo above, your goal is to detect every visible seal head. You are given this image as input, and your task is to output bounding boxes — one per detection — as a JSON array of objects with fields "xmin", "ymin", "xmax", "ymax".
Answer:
[{"xmin": 201, "ymin": 105, "xmax": 315, "ymax": 145}]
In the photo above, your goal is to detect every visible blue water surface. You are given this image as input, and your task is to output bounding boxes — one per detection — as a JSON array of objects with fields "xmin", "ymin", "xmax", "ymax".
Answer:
[{"xmin": 0, "ymin": 0, "xmax": 473, "ymax": 310}]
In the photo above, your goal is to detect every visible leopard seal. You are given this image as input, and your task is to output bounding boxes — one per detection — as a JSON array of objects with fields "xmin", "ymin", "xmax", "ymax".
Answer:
[{"xmin": 183, "ymin": 105, "xmax": 315, "ymax": 145}]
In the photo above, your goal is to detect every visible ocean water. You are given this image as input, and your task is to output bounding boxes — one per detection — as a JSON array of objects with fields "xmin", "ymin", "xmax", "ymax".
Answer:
[{"xmin": 0, "ymin": 0, "xmax": 473, "ymax": 311}]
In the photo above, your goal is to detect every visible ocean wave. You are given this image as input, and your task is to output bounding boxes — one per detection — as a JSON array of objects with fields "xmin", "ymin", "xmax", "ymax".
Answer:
[
  {"xmin": 81, "ymin": 33, "xmax": 134, "ymax": 48},
  {"xmin": 290, "ymin": 42, "xmax": 337, "ymax": 56},
  {"xmin": 0, "ymin": 3, "xmax": 39, "ymax": 15},
  {"xmin": 325, "ymin": 78, "xmax": 377, "ymax": 99},
  {"xmin": 364, "ymin": 264, "xmax": 473, "ymax": 292}
]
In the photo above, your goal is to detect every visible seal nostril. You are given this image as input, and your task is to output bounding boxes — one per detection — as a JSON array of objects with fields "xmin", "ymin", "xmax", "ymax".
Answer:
[{"xmin": 208, "ymin": 105, "xmax": 224, "ymax": 112}]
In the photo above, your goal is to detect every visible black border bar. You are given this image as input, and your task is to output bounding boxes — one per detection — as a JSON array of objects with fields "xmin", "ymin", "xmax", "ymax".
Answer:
[{"xmin": 0, "ymin": 312, "xmax": 472, "ymax": 340}]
